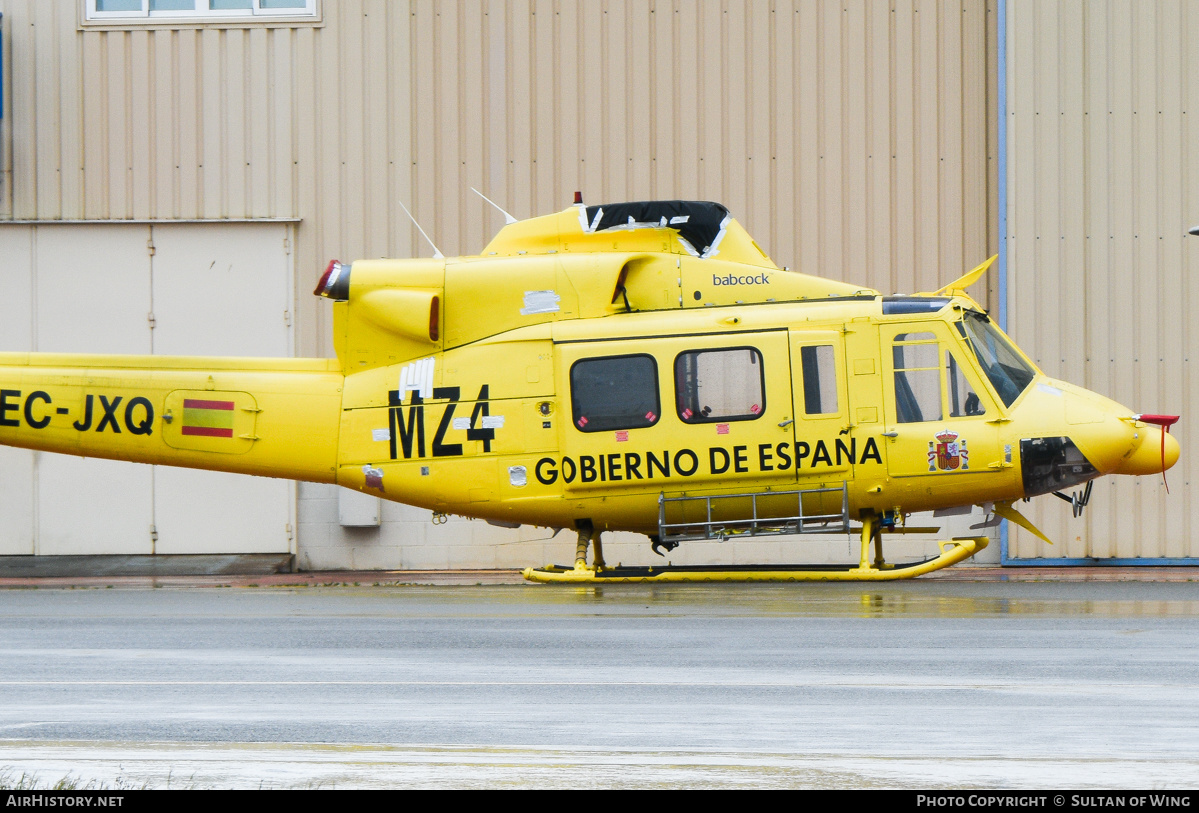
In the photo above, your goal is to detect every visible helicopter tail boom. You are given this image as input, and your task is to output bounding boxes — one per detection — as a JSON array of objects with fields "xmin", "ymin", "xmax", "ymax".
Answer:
[{"xmin": 0, "ymin": 352, "xmax": 344, "ymax": 483}]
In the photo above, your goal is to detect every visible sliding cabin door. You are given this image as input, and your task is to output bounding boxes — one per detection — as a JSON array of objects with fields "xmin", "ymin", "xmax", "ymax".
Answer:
[{"xmin": 556, "ymin": 330, "xmax": 796, "ymax": 496}]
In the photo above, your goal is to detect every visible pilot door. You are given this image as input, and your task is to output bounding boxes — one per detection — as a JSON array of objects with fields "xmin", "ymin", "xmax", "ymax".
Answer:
[
  {"xmin": 880, "ymin": 323, "xmax": 1005, "ymax": 488},
  {"xmin": 556, "ymin": 330, "xmax": 797, "ymax": 494}
]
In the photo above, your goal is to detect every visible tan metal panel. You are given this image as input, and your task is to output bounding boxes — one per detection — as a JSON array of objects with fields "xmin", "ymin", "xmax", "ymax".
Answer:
[
  {"xmin": 199, "ymin": 29, "xmax": 222, "ymax": 218},
  {"xmin": 0, "ymin": 226, "xmax": 32, "ymax": 350},
  {"xmin": 336, "ymin": 4, "xmax": 366, "ymax": 260},
  {"xmin": 963, "ymin": 0, "xmax": 989, "ymax": 299},
  {"xmin": 866, "ymin": 1, "xmax": 891, "ymax": 288},
  {"xmin": 59, "ymin": 8, "xmax": 85, "ymax": 220},
  {"xmin": 818, "ymin": 1, "xmax": 843, "ymax": 281},
  {"xmin": 33, "ymin": 224, "xmax": 154, "ymax": 556},
  {"xmin": 844, "ymin": 2, "xmax": 868, "ymax": 280},
  {"xmin": 939, "ymin": 0, "xmax": 964, "ymax": 288},
  {"xmin": 1109, "ymin": 0, "xmax": 1139, "ymax": 559},
  {"xmin": 247, "ymin": 27, "xmax": 270, "ymax": 218},
  {"xmin": 672, "ymin": 1, "xmax": 699, "ymax": 202},
  {"xmin": 105, "ymin": 32, "xmax": 127, "ymax": 219},
  {"xmin": 1158, "ymin": 0, "xmax": 1186, "ymax": 557},
  {"xmin": 36, "ymin": 224, "xmax": 151, "ymax": 354},
  {"xmin": 914, "ymin": 0, "xmax": 940, "ymax": 294},
  {"xmin": 151, "ymin": 30, "xmax": 173, "ymax": 217},
  {"xmin": 224, "ymin": 29, "xmax": 247, "ymax": 218},
  {"xmin": 131, "ymin": 30, "xmax": 153, "ymax": 219},
  {"xmin": 1007, "ymin": 0, "xmax": 1195, "ymax": 559},
  {"xmin": 1055, "ymin": 0, "xmax": 1087, "ymax": 558},
  {"xmin": 409, "ymin": 0, "xmax": 436, "ymax": 253},
  {"xmin": 150, "ymin": 223, "xmax": 291, "ymax": 358},
  {"xmin": 1184, "ymin": 0, "xmax": 1199, "ymax": 550},
  {"xmin": 984, "ymin": 0, "xmax": 1000, "ymax": 306},
  {"xmin": 533, "ymin": 0, "xmax": 558, "ymax": 212},
  {"xmin": 748, "ymin": 4, "xmax": 772, "ymax": 240},
  {"xmin": 37, "ymin": 454, "xmax": 154, "ymax": 555},
  {"xmin": 0, "ymin": 445, "xmax": 34, "ymax": 555},
  {"xmin": 362, "ymin": 0, "xmax": 393, "ymax": 260},
  {"xmin": 31, "ymin": 1, "xmax": 62, "ymax": 219},
  {"xmin": 294, "ymin": 24, "xmax": 321, "ymax": 357},
  {"xmin": 0, "ymin": 227, "xmax": 34, "ymax": 554},
  {"xmin": 176, "ymin": 29, "xmax": 200, "ymax": 219},
  {"xmin": 150, "ymin": 223, "xmax": 293, "ymax": 555},
  {"xmin": 481, "ymin": 0, "xmax": 508, "ymax": 222},
  {"xmin": 890, "ymin": 0, "xmax": 916, "ymax": 290},
  {"xmin": 649, "ymin": 0, "xmax": 671, "ymax": 200},
  {"xmin": 1082, "ymin": 3, "xmax": 1113, "ymax": 558},
  {"xmin": 698, "ymin": 1, "xmax": 722, "ymax": 203},
  {"xmin": 271, "ymin": 28, "xmax": 295, "ymax": 224},
  {"xmin": 389, "ymin": 5, "xmax": 413, "ymax": 260},
  {"xmin": 7, "ymin": 0, "xmax": 36, "ymax": 219}
]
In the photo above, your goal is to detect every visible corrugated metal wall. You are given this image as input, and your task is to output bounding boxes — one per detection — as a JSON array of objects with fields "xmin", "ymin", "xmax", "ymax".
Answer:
[
  {"xmin": 407, "ymin": 0, "xmax": 997, "ymax": 299},
  {"xmin": 0, "ymin": 0, "xmax": 998, "ymax": 354},
  {"xmin": 1006, "ymin": 0, "xmax": 1195, "ymax": 559}
]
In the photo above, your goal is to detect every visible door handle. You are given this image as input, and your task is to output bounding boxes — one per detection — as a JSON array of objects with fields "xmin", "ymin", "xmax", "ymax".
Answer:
[
  {"xmin": 881, "ymin": 431, "xmax": 899, "ymax": 438},
  {"xmin": 778, "ymin": 418, "xmax": 794, "ymax": 428}
]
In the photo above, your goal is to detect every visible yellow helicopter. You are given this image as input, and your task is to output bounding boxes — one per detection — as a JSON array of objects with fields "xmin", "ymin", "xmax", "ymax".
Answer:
[{"xmin": 0, "ymin": 198, "xmax": 1179, "ymax": 582}]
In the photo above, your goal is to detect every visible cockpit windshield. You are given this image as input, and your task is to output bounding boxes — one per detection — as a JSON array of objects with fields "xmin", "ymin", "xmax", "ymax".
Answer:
[{"xmin": 956, "ymin": 312, "xmax": 1037, "ymax": 407}]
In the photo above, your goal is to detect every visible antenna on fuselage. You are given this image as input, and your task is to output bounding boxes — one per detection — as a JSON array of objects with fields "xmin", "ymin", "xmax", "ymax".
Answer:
[
  {"xmin": 398, "ymin": 200, "xmax": 444, "ymax": 259},
  {"xmin": 470, "ymin": 187, "xmax": 517, "ymax": 225}
]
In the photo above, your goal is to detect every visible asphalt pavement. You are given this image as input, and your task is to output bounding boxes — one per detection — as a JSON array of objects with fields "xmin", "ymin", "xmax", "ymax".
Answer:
[{"xmin": 1, "ymin": 577, "xmax": 1198, "ymax": 788}]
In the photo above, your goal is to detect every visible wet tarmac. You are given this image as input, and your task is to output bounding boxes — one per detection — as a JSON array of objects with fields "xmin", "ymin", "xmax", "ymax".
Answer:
[{"xmin": 1, "ymin": 578, "xmax": 1198, "ymax": 788}]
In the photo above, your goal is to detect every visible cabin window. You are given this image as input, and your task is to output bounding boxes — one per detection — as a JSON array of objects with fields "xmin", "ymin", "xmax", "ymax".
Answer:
[
  {"xmin": 675, "ymin": 347, "xmax": 765, "ymax": 423},
  {"xmin": 800, "ymin": 345, "xmax": 838, "ymax": 415},
  {"xmin": 892, "ymin": 333, "xmax": 943, "ymax": 423},
  {"xmin": 570, "ymin": 354, "xmax": 661, "ymax": 433},
  {"xmin": 947, "ymin": 351, "xmax": 985, "ymax": 417}
]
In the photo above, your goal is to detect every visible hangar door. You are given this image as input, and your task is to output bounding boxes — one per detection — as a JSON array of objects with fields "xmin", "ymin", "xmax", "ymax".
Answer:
[{"xmin": 0, "ymin": 222, "xmax": 297, "ymax": 556}]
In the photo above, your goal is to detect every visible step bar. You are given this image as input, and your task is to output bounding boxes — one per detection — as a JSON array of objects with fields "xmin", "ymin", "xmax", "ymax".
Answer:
[{"xmin": 658, "ymin": 483, "xmax": 849, "ymax": 544}]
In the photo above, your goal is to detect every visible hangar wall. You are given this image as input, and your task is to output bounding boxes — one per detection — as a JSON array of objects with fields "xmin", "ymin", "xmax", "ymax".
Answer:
[
  {"xmin": 0, "ymin": 0, "xmax": 1001, "ymax": 568},
  {"xmin": 1005, "ymin": 0, "xmax": 1197, "ymax": 560},
  {"xmin": 0, "ymin": 221, "xmax": 297, "ymax": 557}
]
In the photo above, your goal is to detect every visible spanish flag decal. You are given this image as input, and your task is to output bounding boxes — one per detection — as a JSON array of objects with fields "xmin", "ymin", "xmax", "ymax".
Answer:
[
  {"xmin": 181, "ymin": 399, "xmax": 236, "ymax": 438},
  {"xmin": 163, "ymin": 390, "xmax": 257, "ymax": 454}
]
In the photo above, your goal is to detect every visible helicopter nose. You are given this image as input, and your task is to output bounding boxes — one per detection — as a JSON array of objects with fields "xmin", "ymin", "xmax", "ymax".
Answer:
[{"xmin": 1109, "ymin": 419, "xmax": 1181, "ymax": 476}]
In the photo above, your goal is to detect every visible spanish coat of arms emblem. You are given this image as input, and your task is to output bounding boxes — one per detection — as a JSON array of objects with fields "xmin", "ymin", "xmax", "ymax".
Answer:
[{"xmin": 928, "ymin": 430, "xmax": 969, "ymax": 472}]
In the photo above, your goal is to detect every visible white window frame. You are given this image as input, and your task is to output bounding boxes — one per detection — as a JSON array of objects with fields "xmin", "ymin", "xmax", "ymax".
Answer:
[{"xmin": 85, "ymin": 0, "xmax": 317, "ymax": 21}]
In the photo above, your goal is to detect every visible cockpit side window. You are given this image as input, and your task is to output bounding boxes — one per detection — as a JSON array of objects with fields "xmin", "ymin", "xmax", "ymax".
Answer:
[
  {"xmin": 675, "ymin": 347, "xmax": 765, "ymax": 423},
  {"xmin": 892, "ymin": 332, "xmax": 942, "ymax": 423},
  {"xmin": 957, "ymin": 312, "xmax": 1037, "ymax": 407}
]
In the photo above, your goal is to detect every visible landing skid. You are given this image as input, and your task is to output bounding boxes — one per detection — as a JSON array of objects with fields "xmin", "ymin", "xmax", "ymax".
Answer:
[{"xmin": 523, "ymin": 535, "xmax": 988, "ymax": 584}]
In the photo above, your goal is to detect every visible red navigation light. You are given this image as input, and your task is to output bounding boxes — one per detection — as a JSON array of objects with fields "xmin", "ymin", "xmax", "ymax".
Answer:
[
  {"xmin": 573, "ymin": 190, "xmax": 583, "ymax": 205},
  {"xmin": 1133, "ymin": 414, "xmax": 1181, "ymax": 493},
  {"xmin": 314, "ymin": 260, "xmax": 351, "ymax": 300}
]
